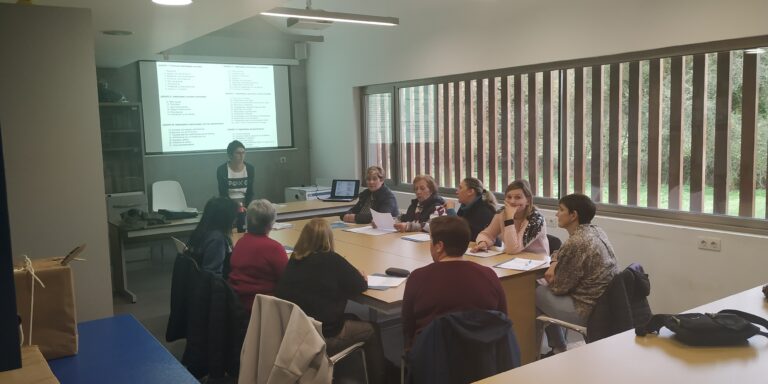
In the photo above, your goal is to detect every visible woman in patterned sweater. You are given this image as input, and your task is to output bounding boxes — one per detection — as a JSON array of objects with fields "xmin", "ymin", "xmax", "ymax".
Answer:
[{"xmin": 536, "ymin": 193, "xmax": 618, "ymax": 355}]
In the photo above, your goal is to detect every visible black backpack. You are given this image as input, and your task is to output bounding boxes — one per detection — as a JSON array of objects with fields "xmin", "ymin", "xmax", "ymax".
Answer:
[{"xmin": 636, "ymin": 309, "xmax": 768, "ymax": 346}]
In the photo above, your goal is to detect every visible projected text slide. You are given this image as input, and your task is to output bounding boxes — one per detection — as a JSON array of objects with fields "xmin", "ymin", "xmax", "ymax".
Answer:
[{"xmin": 156, "ymin": 62, "xmax": 278, "ymax": 152}]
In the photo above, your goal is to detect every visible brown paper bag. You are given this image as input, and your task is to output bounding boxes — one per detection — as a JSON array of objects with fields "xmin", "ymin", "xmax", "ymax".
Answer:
[
  {"xmin": 14, "ymin": 257, "xmax": 78, "ymax": 359},
  {"xmin": 0, "ymin": 346, "xmax": 60, "ymax": 384}
]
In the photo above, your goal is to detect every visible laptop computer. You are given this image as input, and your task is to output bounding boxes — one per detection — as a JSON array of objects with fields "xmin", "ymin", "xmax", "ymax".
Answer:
[{"xmin": 320, "ymin": 179, "xmax": 361, "ymax": 202}]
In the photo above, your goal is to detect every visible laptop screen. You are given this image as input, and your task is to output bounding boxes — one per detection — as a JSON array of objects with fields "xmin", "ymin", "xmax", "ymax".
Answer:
[{"xmin": 331, "ymin": 179, "xmax": 360, "ymax": 198}]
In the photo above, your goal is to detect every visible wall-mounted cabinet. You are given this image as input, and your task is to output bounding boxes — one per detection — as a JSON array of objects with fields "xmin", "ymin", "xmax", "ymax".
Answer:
[{"xmin": 99, "ymin": 103, "xmax": 145, "ymax": 194}]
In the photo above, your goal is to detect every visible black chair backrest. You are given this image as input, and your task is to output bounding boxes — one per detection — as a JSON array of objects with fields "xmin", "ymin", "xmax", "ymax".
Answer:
[
  {"xmin": 546, "ymin": 234, "xmax": 562, "ymax": 255},
  {"xmin": 586, "ymin": 263, "xmax": 651, "ymax": 343},
  {"xmin": 407, "ymin": 310, "xmax": 520, "ymax": 384}
]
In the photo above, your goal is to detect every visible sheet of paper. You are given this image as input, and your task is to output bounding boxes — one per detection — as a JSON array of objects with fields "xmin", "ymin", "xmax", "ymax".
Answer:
[
  {"xmin": 272, "ymin": 222, "xmax": 294, "ymax": 230},
  {"xmin": 401, "ymin": 233, "xmax": 431, "ymax": 242},
  {"xmin": 330, "ymin": 221, "xmax": 348, "ymax": 229},
  {"xmin": 283, "ymin": 245, "xmax": 294, "ymax": 253},
  {"xmin": 343, "ymin": 225, "xmax": 396, "ymax": 236},
  {"xmin": 370, "ymin": 209, "xmax": 396, "ymax": 230},
  {"xmin": 367, "ymin": 274, "xmax": 407, "ymax": 290},
  {"xmin": 495, "ymin": 257, "xmax": 548, "ymax": 271},
  {"xmin": 465, "ymin": 247, "xmax": 504, "ymax": 258}
]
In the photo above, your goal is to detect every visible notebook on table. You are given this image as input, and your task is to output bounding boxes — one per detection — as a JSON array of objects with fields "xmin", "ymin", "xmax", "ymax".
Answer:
[{"xmin": 320, "ymin": 179, "xmax": 360, "ymax": 202}]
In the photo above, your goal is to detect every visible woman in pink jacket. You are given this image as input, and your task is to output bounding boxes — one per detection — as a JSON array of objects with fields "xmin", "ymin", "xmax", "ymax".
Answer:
[{"xmin": 472, "ymin": 179, "xmax": 549, "ymax": 256}]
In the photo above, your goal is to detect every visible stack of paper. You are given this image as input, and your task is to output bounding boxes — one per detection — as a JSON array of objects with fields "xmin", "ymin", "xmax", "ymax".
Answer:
[
  {"xmin": 343, "ymin": 226, "xmax": 396, "ymax": 236},
  {"xmin": 494, "ymin": 258, "xmax": 548, "ymax": 271},
  {"xmin": 401, "ymin": 233, "xmax": 431, "ymax": 242},
  {"xmin": 367, "ymin": 274, "xmax": 408, "ymax": 290}
]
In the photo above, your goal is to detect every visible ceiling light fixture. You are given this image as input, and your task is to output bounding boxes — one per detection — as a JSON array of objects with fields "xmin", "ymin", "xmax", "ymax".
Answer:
[
  {"xmin": 261, "ymin": 0, "xmax": 398, "ymax": 26},
  {"xmin": 745, "ymin": 48, "xmax": 765, "ymax": 55},
  {"xmin": 152, "ymin": 0, "xmax": 193, "ymax": 6}
]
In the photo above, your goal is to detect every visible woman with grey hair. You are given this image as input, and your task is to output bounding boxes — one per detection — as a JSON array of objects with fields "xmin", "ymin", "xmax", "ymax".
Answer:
[{"xmin": 228, "ymin": 199, "xmax": 289, "ymax": 311}]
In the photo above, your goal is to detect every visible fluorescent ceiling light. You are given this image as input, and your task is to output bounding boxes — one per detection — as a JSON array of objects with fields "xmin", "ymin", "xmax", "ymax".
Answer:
[
  {"xmin": 152, "ymin": 0, "xmax": 192, "ymax": 5},
  {"xmin": 261, "ymin": 7, "xmax": 399, "ymax": 26},
  {"xmin": 745, "ymin": 48, "xmax": 765, "ymax": 54}
]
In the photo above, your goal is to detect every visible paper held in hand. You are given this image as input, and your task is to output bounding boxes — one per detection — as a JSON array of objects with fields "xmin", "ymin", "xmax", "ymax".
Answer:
[
  {"xmin": 495, "ymin": 257, "xmax": 548, "ymax": 271},
  {"xmin": 343, "ymin": 209, "xmax": 397, "ymax": 236},
  {"xmin": 465, "ymin": 247, "xmax": 504, "ymax": 258}
]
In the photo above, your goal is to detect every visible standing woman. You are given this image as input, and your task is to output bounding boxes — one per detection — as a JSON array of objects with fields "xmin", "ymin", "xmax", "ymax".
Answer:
[
  {"xmin": 275, "ymin": 218, "xmax": 386, "ymax": 384},
  {"xmin": 443, "ymin": 177, "xmax": 497, "ymax": 240},
  {"xmin": 188, "ymin": 197, "xmax": 238, "ymax": 278},
  {"xmin": 473, "ymin": 179, "xmax": 549, "ymax": 256},
  {"xmin": 217, "ymin": 140, "xmax": 255, "ymax": 206},
  {"xmin": 394, "ymin": 175, "xmax": 445, "ymax": 232}
]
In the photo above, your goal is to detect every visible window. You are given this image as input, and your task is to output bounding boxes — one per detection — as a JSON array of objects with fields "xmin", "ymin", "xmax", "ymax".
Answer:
[{"xmin": 362, "ymin": 37, "xmax": 768, "ymax": 227}]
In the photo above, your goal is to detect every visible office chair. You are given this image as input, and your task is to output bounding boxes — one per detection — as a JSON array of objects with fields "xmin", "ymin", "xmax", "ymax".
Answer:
[
  {"xmin": 404, "ymin": 310, "xmax": 520, "ymax": 384},
  {"xmin": 546, "ymin": 234, "xmax": 562, "ymax": 255},
  {"xmin": 536, "ymin": 263, "xmax": 651, "ymax": 345},
  {"xmin": 239, "ymin": 294, "xmax": 368, "ymax": 384},
  {"xmin": 151, "ymin": 180, "xmax": 195, "ymax": 212}
]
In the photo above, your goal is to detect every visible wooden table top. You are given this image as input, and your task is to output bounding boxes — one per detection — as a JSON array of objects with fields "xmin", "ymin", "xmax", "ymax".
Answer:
[
  {"xmin": 233, "ymin": 218, "xmax": 549, "ymax": 307},
  {"xmin": 476, "ymin": 285, "xmax": 768, "ymax": 383}
]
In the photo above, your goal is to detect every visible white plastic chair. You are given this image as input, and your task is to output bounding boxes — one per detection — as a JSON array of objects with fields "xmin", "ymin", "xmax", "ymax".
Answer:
[{"xmin": 151, "ymin": 180, "xmax": 193, "ymax": 212}]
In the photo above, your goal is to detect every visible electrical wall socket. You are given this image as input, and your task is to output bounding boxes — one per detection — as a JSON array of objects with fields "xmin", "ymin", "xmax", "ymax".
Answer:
[
  {"xmin": 697, "ymin": 236, "xmax": 722, "ymax": 252},
  {"xmin": 279, "ymin": 156, "xmax": 287, "ymax": 164}
]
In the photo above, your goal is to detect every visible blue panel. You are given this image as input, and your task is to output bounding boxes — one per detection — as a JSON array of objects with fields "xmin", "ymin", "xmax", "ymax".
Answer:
[{"xmin": 48, "ymin": 314, "xmax": 197, "ymax": 384}]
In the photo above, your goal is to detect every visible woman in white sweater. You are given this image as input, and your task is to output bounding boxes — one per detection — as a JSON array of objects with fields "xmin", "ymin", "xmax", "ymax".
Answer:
[{"xmin": 472, "ymin": 179, "xmax": 549, "ymax": 256}]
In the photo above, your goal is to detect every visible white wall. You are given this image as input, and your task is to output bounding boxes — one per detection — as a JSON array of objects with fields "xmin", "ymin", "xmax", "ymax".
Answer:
[
  {"xmin": 0, "ymin": 5, "xmax": 113, "ymax": 321},
  {"xmin": 310, "ymin": 0, "xmax": 768, "ymax": 313}
]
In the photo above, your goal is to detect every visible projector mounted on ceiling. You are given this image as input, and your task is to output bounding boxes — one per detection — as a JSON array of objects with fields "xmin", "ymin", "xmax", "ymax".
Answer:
[{"xmin": 287, "ymin": 17, "xmax": 333, "ymax": 30}]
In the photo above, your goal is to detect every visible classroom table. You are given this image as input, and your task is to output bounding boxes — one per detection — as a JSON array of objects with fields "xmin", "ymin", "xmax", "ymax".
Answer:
[
  {"xmin": 251, "ymin": 218, "xmax": 549, "ymax": 364},
  {"xmin": 475, "ymin": 285, "xmax": 768, "ymax": 383},
  {"xmin": 47, "ymin": 314, "xmax": 197, "ymax": 384},
  {"xmin": 110, "ymin": 200, "xmax": 354, "ymax": 303}
]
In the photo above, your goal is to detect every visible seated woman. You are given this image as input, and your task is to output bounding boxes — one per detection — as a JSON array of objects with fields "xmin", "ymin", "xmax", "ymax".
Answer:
[
  {"xmin": 187, "ymin": 197, "xmax": 238, "ymax": 278},
  {"xmin": 217, "ymin": 140, "xmax": 255, "ymax": 206},
  {"xmin": 443, "ymin": 177, "xmax": 497, "ymax": 240},
  {"xmin": 536, "ymin": 193, "xmax": 618, "ymax": 355},
  {"xmin": 394, "ymin": 175, "xmax": 445, "ymax": 232},
  {"xmin": 472, "ymin": 179, "xmax": 549, "ymax": 255},
  {"xmin": 402, "ymin": 216, "xmax": 507, "ymax": 348},
  {"xmin": 341, "ymin": 165, "xmax": 399, "ymax": 224},
  {"xmin": 275, "ymin": 218, "xmax": 386, "ymax": 384},
  {"xmin": 228, "ymin": 199, "xmax": 288, "ymax": 311}
]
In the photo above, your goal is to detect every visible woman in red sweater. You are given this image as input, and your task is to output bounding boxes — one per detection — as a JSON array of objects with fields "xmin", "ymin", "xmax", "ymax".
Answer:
[{"xmin": 228, "ymin": 199, "xmax": 288, "ymax": 311}]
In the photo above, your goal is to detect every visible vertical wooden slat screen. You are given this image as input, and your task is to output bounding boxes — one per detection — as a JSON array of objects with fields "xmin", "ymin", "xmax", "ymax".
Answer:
[
  {"xmin": 560, "ymin": 70, "xmax": 570, "ymax": 197},
  {"xmin": 416, "ymin": 86, "xmax": 431, "ymax": 175},
  {"xmin": 668, "ymin": 56, "xmax": 685, "ymax": 210},
  {"xmin": 690, "ymin": 54, "xmax": 707, "ymax": 212},
  {"xmin": 500, "ymin": 77, "xmax": 510, "ymax": 191},
  {"xmin": 477, "ymin": 79, "xmax": 486, "ymax": 183},
  {"xmin": 416, "ymin": 87, "xmax": 424, "ymax": 177},
  {"xmin": 528, "ymin": 73, "xmax": 538, "ymax": 194},
  {"xmin": 627, "ymin": 62, "xmax": 641, "ymax": 206},
  {"xmin": 590, "ymin": 65, "xmax": 603, "ymax": 202},
  {"xmin": 441, "ymin": 84, "xmax": 450, "ymax": 187},
  {"xmin": 427, "ymin": 87, "xmax": 435, "ymax": 181},
  {"xmin": 647, "ymin": 59, "xmax": 663, "ymax": 208},
  {"xmin": 453, "ymin": 82, "xmax": 461, "ymax": 186},
  {"xmin": 488, "ymin": 78, "xmax": 498, "ymax": 192},
  {"xmin": 714, "ymin": 51, "xmax": 732, "ymax": 215},
  {"xmin": 465, "ymin": 80, "xmax": 473, "ymax": 179},
  {"xmin": 739, "ymin": 53, "xmax": 758, "ymax": 217},
  {"xmin": 401, "ymin": 90, "xmax": 411, "ymax": 183},
  {"xmin": 608, "ymin": 63, "xmax": 623, "ymax": 204},
  {"xmin": 514, "ymin": 74, "xmax": 524, "ymax": 181},
  {"xmin": 542, "ymin": 72, "xmax": 553, "ymax": 197},
  {"xmin": 380, "ymin": 96, "xmax": 389, "ymax": 175},
  {"xmin": 573, "ymin": 67, "xmax": 586, "ymax": 194}
]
